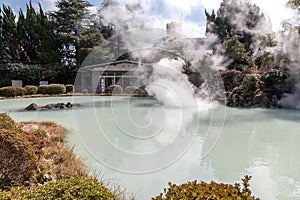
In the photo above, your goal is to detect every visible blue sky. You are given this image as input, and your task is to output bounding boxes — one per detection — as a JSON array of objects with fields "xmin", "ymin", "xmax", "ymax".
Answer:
[
  {"xmin": 0, "ymin": 0, "xmax": 209, "ymax": 37},
  {"xmin": 0, "ymin": 0, "xmax": 293, "ymax": 37}
]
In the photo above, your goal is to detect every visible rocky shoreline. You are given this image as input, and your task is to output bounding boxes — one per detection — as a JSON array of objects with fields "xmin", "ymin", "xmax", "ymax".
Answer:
[{"xmin": 220, "ymin": 69, "xmax": 290, "ymax": 108}]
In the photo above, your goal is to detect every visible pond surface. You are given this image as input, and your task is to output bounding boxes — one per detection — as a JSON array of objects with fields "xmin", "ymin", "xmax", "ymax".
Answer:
[{"xmin": 1, "ymin": 96, "xmax": 300, "ymax": 200}]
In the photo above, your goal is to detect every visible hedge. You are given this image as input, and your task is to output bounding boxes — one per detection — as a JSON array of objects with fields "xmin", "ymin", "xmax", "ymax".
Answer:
[
  {"xmin": 38, "ymin": 84, "xmax": 66, "ymax": 95},
  {"xmin": 37, "ymin": 85, "xmax": 49, "ymax": 94},
  {"xmin": 0, "ymin": 86, "xmax": 26, "ymax": 97},
  {"xmin": 47, "ymin": 84, "xmax": 66, "ymax": 94},
  {"xmin": 66, "ymin": 84, "xmax": 74, "ymax": 93},
  {"xmin": 124, "ymin": 86, "xmax": 137, "ymax": 94},
  {"xmin": 107, "ymin": 84, "xmax": 123, "ymax": 94},
  {"xmin": 24, "ymin": 85, "xmax": 38, "ymax": 95}
]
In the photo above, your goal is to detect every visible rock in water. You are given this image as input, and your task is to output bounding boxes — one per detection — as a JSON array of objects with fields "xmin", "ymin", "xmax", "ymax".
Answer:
[{"xmin": 25, "ymin": 103, "xmax": 40, "ymax": 111}]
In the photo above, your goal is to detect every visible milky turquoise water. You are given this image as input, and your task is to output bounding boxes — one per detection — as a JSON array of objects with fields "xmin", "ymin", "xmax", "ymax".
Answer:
[{"xmin": 1, "ymin": 96, "xmax": 300, "ymax": 200}]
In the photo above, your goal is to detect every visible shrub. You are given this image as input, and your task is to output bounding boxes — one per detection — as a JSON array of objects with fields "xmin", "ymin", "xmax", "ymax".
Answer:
[
  {"xmin": 153, "ymin": 176, "xmax": 259, "ymax": 200},
  {"xmin": 243, "ymin": 74, "xmax": 259, "ymax": 97},
  {"xmin": 37, "ymin": 85, "xmax": 49, "ymax": 94},
  {"xmin": 135, "ymin": 85, "xmax": 148, "ymax": 96},
  {"xmin": 0, "ymin": 86, "xmax": 26, "ymax": 97},
  {"xmin": 0, "ymin": 113, "xmax": 22, "ymax": 132},
  {"xmin": 82, "ymin": 89, "xmax": 89, "ymax": 94},
  {"xmin": 0, "ymin": 177, "xmax": 118, "ymax": 199},
  {"xmin": 265, "ymin": 69, "xmax": 286, "ymax": 85},
  {"xmin": 0, "ymin": 128, "xmax": 39, "ymax": 189},
  {"xmin": 24, "ymin": 85, "xmax": 38, "ymax": 95},
  {"xmin": 37, "ymin": 84, "xmax": 66, "ymax": 95},
  {"xmin": 124, "ymin": 86, "xmax": 137, "ymax": 94},
  {"xmin": 108, "ymin": 85, "xmax": 123, "ymax": 95},
  {"xmin": 47, "ymin": 84, "xmax": 66, "ymax": 94},
  {"xmin": 66, "ymin": 84, "xmax": 74, "ymax": 93}
]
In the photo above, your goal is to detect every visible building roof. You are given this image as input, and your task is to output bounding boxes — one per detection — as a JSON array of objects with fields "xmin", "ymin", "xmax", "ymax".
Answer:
[{"xmin": 81, "ymin": 60, "xmax": 143, "ymax": 71}]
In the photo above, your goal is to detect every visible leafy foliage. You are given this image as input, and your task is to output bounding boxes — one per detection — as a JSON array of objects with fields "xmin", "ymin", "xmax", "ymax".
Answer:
[
  {"xmin": 124, "ymin": 86, "xmax": 137, "ymax": 94},
  {"xmin": 243, "ymin": 74, "xmax": 259, "ymax": 97},
  {"xmin": 0, "ymin": 86, "xmax": 26, "ymax": 97},
  {"xmin": 24, "ymin": 85, "xmax": 38, "ymax": 95},
  {"xmin": 0, "ymin": 176, "xmax": 118, "ymax": 200},
  {"xmin": 66, "ymin": 84, "xmax": 75, "ymax": 93},
  {"xmin": 153, "ymin": 176, "xmax": 259, "ymax": 200},
  {"xmin": 205, "ymin": 0, "xmax": 266, "ymax": 70},
  {"xmin": 0, "ymin": 114, "xmax": 38, "ymax": 189},
  {"xmin": 108, "ymin": 84, "xmax": 123, "ymax": 94},
  {"xmin": 47, "ymin": 84, "xmax": 67, "ymax": 94}
]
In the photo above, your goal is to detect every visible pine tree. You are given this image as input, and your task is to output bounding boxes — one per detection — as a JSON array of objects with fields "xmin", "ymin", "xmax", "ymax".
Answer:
[
  {"xmin": 2, "ymin": 5, "xmax": 19, "ymax": 63},
  {"xmin": 52, "ymin": 0, "xmax": 92, "ymax": 69},
  {"xmin": 98, "ymin": 0, "xmax": 119, "ymax": 39},
  {"xmin": 0, "ymin": 7, "xmax": 4, "ymax": 63},
  {"xmin": 36, "ymin": 3, "xmax": 60, "ymax": 65},
  {"xmin": 205, "ymin": 0, "xmax": 266, "ymax": 70}
]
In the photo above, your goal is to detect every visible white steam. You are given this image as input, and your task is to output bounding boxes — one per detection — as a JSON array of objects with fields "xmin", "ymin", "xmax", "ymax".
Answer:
[{"xmin": 146, "ymin": 58, "xmax": 197, "ymax": 107}]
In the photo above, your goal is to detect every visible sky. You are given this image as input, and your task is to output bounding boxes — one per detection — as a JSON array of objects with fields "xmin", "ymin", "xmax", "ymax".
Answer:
[{"xmin": 0, "ymin": 0, "xmax": 295, "ymax": 38}]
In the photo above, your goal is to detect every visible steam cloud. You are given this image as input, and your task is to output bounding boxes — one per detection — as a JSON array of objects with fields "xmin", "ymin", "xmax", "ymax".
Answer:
[{"xmin": 100, "ymin": 0, "xmax": 300, "ymax": 109}]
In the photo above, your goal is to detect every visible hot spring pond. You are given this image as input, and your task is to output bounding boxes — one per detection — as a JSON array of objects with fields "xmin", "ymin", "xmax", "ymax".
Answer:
[{"xmin": 1, "ymin": 96, "xmax": 300, "ymax": 200}]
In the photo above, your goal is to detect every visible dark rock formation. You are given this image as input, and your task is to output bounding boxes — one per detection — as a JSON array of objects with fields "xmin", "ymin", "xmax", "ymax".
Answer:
[
  {"xmin": 24, "ymin": 102, "xmax": 81, "ymax": 111},
  {"xmin": 25, "ymin": 103, "xmax": 40, "ymax": 111}
]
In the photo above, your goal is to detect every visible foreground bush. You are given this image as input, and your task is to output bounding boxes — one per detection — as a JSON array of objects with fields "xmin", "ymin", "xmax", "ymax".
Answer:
[
  {"xmin": 153, "ymin": 176, "xmax": 259, "ymax": 200},
  {"xmin": 24, "ymin": 85, "xmax": 38, "ymax": 95},
  {"xmin": 108, "ymin": 84, "xmax": 123, "ymax": 94},
  {"xmin": 0, "ymin": 113, "xmax": 22, "ymax": 131},
  {"xmin": 0, "ymin": 86, "xmax": 26, "ymax": 97},
  {"xmin": 0, "ymin": 114, "xmax": 38, "ymax": 189},
  {"xmin": 0, "ymin": 177, "xmax": 118, "ymax": 200},
  {"xmin": 0, "ymin": 113, "xmax": 88, "ymax": 190},
  {"xmin": 66, "ymin": 84, "xmax": 74, "ymax": 93}
]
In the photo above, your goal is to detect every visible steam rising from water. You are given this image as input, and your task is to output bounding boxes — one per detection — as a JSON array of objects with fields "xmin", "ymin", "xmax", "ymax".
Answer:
[{"xmin": 100, "ymin": 0, "xmax": 300, "ymax": 109}]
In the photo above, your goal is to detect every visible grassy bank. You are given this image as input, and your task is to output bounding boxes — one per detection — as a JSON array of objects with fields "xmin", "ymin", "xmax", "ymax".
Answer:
[{"xmin": 0, "ymin": 113, "xmax": 127, "ymax": 199}]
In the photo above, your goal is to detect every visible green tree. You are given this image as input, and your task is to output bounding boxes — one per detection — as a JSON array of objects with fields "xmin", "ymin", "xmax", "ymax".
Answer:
[
  {"xmin": 205, "ymin": 0, "xmax": 266, "ymax": 70},
  {"xmin": 98, "ymin": 0, "xmax": 119, "ymax": 39},
  {"xmin": 52, "ymin": 0, "xmax": 92, "ymax": 69},
  {"xmin": 1, "ymin": 5, "xmax": 19, "ymax": 63},
  {"xmin": 0, "ymin": 7, "xmax": 4, "ymax": 63},
  {"xmin": 36, "ymin": 3, "xmax": 60, "ymax": 65}
]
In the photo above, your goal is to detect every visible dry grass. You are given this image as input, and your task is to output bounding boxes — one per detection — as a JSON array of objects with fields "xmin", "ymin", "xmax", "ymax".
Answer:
[
  {"xmin": 0, "ymin": 115, "xmax": 131, "ymax": 199},
  {"xmin": 20, "ymin": 121, "xmax": 89, "ymax": 182}
]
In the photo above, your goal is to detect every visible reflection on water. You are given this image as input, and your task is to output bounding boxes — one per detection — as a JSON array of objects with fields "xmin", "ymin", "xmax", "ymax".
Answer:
[{"xmin": 0, "ymin": 96, "xmax": 300, "ymax": 200}]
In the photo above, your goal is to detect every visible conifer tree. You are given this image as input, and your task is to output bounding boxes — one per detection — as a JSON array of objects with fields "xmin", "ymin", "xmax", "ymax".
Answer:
[{"xmin": 2, "ymin": 5, "xmax": 19, "ymax": 63}]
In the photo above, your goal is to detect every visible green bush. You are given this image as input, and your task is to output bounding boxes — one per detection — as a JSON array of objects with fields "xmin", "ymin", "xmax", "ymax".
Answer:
[
  {"xmin": 24, "ymin": 85, "xmax": 38, "ymax": 95},
  {"xmin": 66, "ymin": 84, "xmax": 74, "ymax": 93},
  {"xmin": 0, "ymin": 113, "xmax": 22, "ymax": 132},
  {"xmin": 108, "ymin": 85, "xmax": 123, "ymax": 95},
  {"xmin": 82, "ymin": 89, "xmax": 89, "ymax": 94},
  {"xmin": 0, "ymin": 177, "xmax": 118, "ymax": 199},
  {"xmin": 243, "ymin": 74, "xmax": 259, "ymax": 97},
  {"xmin": 153, "ymin": 176, "xmax": 259, "ymax": 200},
  {"xmin": 0, "ymin": 86, "xmax": 26, "ymax": 97},
  {"xmin": 37, "ymin": 85, "xmax": 49, "ymax": 94},
  {"xmin": 124, "ymin": 86, "xmax": 137, "ymax": 94},
  {"xmin": 47, "ymin": 84, "xmax": 66, "ymax": 94},
  {"xmin": 265, "ymin": 69, "xmax": 286, "ymax": 85},
  {"xmin": 37, "ymin": 84, "xmax": 66, "ymax": 95}
]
